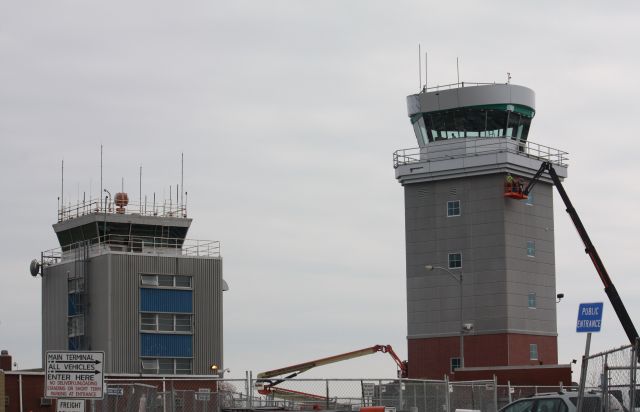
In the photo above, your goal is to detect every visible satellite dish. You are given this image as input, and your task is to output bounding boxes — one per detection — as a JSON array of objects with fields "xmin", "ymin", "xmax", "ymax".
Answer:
[{"xmin": 29, "ymin": 259, "xmax": 41, "ymax": 277}]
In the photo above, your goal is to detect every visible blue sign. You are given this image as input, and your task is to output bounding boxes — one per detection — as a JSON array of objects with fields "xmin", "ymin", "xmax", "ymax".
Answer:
[{"xmin": 576, "ymin": 302, "xmax": 604, "ymax": 332}]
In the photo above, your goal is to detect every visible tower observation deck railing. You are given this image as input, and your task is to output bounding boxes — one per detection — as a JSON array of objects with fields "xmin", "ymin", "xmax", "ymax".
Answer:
[
  {"xmin": 393, "ymin": 138, "xmax": 569, "ymax": 169},
  {"xmin": 58, "ymin": 198, "xmax": 187, "ymax": 223},
  {"xmin": 41, "ymin": 235, "xmax": 220, "ymax": 265}
]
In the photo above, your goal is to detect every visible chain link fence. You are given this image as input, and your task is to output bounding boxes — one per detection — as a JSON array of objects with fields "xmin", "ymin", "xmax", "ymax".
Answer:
[
  {"xmin": 86, "ymin": 376, "xmax": 498, "ymax": 412},
  {"xmin": 577, "ymin": 340, "xmax": 639, "ymax": 412}
]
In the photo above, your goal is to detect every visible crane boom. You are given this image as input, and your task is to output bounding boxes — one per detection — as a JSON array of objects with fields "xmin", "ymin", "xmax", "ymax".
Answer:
[
  {"xmin": 256, "ymin": 344, "xmax": 408, "ymax": 395},
  {"xmin": 523, "ymin": 161, "xmax": 639, "ymax": 345}
]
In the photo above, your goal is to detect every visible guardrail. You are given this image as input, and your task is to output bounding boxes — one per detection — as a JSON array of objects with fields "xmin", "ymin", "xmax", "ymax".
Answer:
[
  {"xmin": 393, "ymin": 138, "xmax": 569, "ymax": 169},
  {"xmin": 41, "ymin": 235, "xmax": 220, "ymax": 264},
  {"xmin": 58, "ymin": 198, "xmax": 188, "ymax": 222}
]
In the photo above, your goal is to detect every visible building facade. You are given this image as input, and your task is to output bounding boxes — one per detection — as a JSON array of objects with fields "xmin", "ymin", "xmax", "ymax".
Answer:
[
  {"xmin": 38, "ymin": 195, "xmax": 225, "ymax": 375},
  {"xmin": 394, "ymin": 83, "xmax": 569, "ymax": 379}
]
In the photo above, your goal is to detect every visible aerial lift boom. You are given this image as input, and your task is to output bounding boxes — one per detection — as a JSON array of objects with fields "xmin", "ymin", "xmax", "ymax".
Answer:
[
  {"xmin": 256, "ymin": 344, "xmax": 408, "ymax": 395},
  {"xmin": 523, "ymin": 161, "xmax": 639, "ymax": 345}
]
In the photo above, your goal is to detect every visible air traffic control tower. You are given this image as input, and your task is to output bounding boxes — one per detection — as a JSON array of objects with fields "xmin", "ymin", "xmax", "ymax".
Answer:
[
  {"xmin": 34, "ymin": 191, "xmax": 226, "ymax": 376},
  {"xmin": 394, "ymin": 82, "xmax": 571, "ymax": 381}
]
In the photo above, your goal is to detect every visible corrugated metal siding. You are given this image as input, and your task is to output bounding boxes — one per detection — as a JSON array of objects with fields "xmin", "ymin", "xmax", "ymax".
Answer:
[
  {"xmin": 140, "ymin": 288, "xmax": 193, "ymax": 313},
  {"xmin": 140, "ymin": 333, "xmax": 193, "ymax": 357},
  {"xmin": 191, "ymin": 257, "xmax": 223, "ymax": 374},
  {"xmin": 42, "ymin": 252, "xmax": 223, "ymax": 374},
  {"xmin": 42, "ymin": 261, "xmax": 74, "ymax": 367}
]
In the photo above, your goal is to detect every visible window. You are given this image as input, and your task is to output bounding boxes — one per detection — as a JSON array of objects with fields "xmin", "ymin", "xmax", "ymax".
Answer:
[
  {"xmin": 528, "ymin": 293, "xmax": 537, "ymax": 309},
  {"xmin": 140, "ymin": 314, "xmax": 192, "ymax": 333},
  {"xmin": 527, "ymin": 241, "xmax": 536, "ymax": 257},
  {"xmin": 140, "ymin": 274, "xmax": 192, "ymax": 288},
  {"xmin": 502, "ymin": 399, "xmax": 535, "ymax": 412},
  {"xmin": 447, "ymin": 200, "xmax": 461, "ymax": 217},
  {"xmin": 141, "ymin": 358, "xmax": 192, "ymax": 375},
  {"xmin": 68, "ymin": 315, "xmax": 85, "ymax": 337},
  {"xmin": 450, "ymin": 357, "xmax": 461, "ymax": 372},
  {"xmin": 448, "ymin": 253, "xmax": 462, "ymax": 269},
  {"xmin": 530, "ymin": 343, "xmax": 538, "ymax": 360}
]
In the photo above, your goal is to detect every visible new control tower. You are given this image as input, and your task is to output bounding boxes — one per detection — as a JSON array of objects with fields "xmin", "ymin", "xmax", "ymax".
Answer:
[{"xmin": 394, "ymin": 82, "xmax": 570, "ymax": 380}]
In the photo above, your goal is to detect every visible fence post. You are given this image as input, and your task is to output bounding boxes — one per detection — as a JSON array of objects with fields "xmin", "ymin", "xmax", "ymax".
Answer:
[
  {"xmin": 325, "ymin": 379, "xmax": 330, "ymax": 410},
  {"xmin": 445, "ymin": 375, "xmax": 450, "ymax": 412},
  {"xmin": 18, "ymin": 372, "xmax": 23, "ymax": 412},
  {"xmin": 631, "ymin": 340, "xmax": 639, "ymax": 412},
  {"xmin": 603, "ymin": 354, "xmax": 609, "ymax": 412},
  {"xmin": 493, "ymin": 375, "xmax": 498, "ymax": 412},
  {"xmin": 249, "ymin": 371, "xmax": 253, "ymax": 409},
  {"xmin": 399, "ymin": 376, "xmax": 403, "ymax": 411},
  {"xmin": 423, "ymin": 380, "xmax": 427, "ymax": 412},
  {"xmin": 162, "ymin": 377, "xmax": 167, "ymax": 412}
]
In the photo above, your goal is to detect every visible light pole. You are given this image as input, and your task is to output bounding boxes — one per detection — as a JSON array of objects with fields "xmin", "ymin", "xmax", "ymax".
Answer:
[{"xmin": 425, "ymin": 264, "xmax": 465, "ymax": 369}]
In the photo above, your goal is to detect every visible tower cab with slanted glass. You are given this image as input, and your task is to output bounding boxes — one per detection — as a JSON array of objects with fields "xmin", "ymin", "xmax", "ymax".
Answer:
[{"xmin": 407, "ymin": 83, "xmax": 535, "ymax": 145}]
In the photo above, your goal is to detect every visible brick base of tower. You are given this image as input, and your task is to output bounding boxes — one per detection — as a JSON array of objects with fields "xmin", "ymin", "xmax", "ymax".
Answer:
[{"xmin": 408, "ymin": 333, "xmax": 559, "ymax": 380}]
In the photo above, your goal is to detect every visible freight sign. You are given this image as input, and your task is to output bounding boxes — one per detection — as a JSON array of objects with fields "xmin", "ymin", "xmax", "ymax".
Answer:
[
  {"xmin": 45, "ymin": 351, "xmax": 105, "ymax": 399},
  {"xmin": 57, "ymin": 399, "xmax": 86, "ymax": 412},
  {"xmin": 576, "ymin": 302, "xmax": 604, "ymax": 333}
]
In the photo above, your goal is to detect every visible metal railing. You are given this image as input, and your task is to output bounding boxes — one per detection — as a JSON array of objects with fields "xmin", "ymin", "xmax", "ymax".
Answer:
[
  {"xmin": 393, "ymin": 138, "xmax": 569, "ymax": 169},
  {"xmin": 419, "ymin": 81, "xmax": 499, "ymax": 93},
  {"xmin": 42, "ymin": 235, "xmax": 221, "ymax": 265},
  {"xmin": 58, "ymin": 198, "xmax": 188, "ymax": 222}
]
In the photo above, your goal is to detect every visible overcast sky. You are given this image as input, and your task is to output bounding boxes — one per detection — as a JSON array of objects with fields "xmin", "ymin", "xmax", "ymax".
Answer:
[{"xmin": 2, "ymin": 1, "xmax": 640, "ymax": 381}]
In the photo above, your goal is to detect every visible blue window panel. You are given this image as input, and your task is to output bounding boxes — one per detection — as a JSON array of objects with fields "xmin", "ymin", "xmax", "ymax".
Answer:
[
  {"xmin": 68, "ymin": 295, "xmax": 78, "ymax": 316},
  {"xmin": 140, "ymin": 288, "xmax": 192, "ymax": 313},
  {"xmin": 140, "ymin": 333, "xmax": 192, "ymax": 357}
]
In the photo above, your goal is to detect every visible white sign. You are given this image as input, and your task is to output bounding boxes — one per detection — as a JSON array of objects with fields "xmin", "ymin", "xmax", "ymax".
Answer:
[
  {"xmin": 45, "ymin": 351, "xmax": 105, "ymax": 399},
  {"xmin": 196, "ymin": 388, "xmax": 211, "ymax": 401},
  {"xmin": 57, "ymin": 399, "xmax": 86, "ymax": 412},
  {"xmin": 107, "ymin": 387, "xmax": 124, "ymax": 396}
]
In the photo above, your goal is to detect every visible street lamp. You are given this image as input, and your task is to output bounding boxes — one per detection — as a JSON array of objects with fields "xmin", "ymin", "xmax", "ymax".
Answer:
[
  {"xmin": 425, "ymin": 264, "xmax": 465, "ymax": 370},
  {"xmin": 210, "ymin": 364, "xmax": 231, "ymax": 377}
]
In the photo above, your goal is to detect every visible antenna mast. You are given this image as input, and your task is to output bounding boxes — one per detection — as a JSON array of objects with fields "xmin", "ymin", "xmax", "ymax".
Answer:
[
  {"xmin": 418, "ymin": 44, "xmax": 422, "ymax": 90},
  {"xmin": 100, "ymin": 145, "xmax": 103, "ymax": 206},
  {"xmin": 425, "ymin": 51, "xmax": 428, "ymax": 90},
  {"xmin": 61, "ymin": 159, "xmax": 64, "ymax": 217},
  {"xmin": 181, "ymin": 153, "xmax": 184, "ymax": 210}
]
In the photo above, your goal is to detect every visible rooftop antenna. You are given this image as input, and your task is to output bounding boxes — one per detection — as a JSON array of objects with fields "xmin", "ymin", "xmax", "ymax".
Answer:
[
  {"xmin": 507, "ymin": 72, "xmax": 512, "ymax": 84},
  {"xmin": 121, "ymin": 177, "xmax": 124, "ymax": 193},
  {"xmin": 61, "ymin": 159, "xmax": 64, "ymax": 217},
  {"xmin": 181, "ymin": 153, "xmax": 184, "ymax": 210},
  {"xmin": 456, "ymin": 57, "xmax": 460, "ymax": 85},
  {"xmin": 100, "ymin": 145, "xmax": 103, "ymax": 206},
  {"xmin": 418, "ymin": 44, "xmax": 422, "ymax": 91},
  {"xmin": 425, "ymin": 51, "xmax": 428, "ymax": 90},
  {"xmin": 139, "ymin": 165, "xmax": 142, "ymax": 214}
]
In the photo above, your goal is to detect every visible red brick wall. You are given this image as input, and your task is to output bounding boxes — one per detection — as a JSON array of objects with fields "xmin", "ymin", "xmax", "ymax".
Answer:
[{"xmin": 408, "ymin": 333, "xmax": 558, "ymax": 380}]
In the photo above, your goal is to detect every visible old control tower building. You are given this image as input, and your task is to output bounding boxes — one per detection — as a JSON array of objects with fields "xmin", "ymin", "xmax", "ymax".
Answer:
[
  {"xmin": 36, "ymin": 190, "xmax": 225, "ymax": 375},
  {"xmin": 394, "ymin": 82, "xmax": 571, "ymax": 381}
]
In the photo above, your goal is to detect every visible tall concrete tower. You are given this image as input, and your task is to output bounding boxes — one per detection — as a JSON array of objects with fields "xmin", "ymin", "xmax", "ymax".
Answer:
[
  {"xmin": 35, "ymin": 189, "xmax": 226, "ymax": 375},
  {"xmin": 394, "ymin": 83, "xmax": 569, "ymax": 380}
]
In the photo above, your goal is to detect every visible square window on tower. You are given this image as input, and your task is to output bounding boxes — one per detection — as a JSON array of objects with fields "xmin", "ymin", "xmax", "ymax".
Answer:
[
  {"xmin": 447, "ymin": 200, "xmax": 461, "ymax": 217},
  {"xmin": 530, "ymin": 344, "xmax": 539, "ymax": 360},
  {"xmin": 527, "ymin": 241, "xmax": 536, "ymax": 257},
  {"xmin": 448, "ymin": 253, "xmax": 462, "ymax": 269}
]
